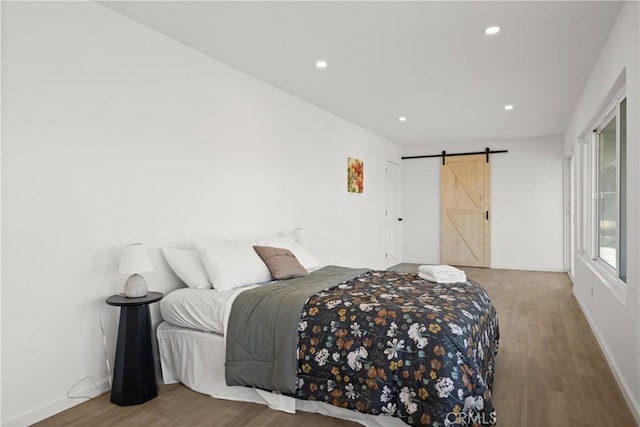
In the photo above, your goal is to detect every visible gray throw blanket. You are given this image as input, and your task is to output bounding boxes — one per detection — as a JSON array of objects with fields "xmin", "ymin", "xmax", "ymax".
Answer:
[{"xmin": 225, "ymin": 265, "xmax": 370, "ymax": 394}]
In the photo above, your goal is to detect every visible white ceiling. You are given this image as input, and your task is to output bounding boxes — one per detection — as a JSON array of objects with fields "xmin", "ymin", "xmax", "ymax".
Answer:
[{"xmin": 100, "ymin": 1, "xmax": 623, "ymax": 146}]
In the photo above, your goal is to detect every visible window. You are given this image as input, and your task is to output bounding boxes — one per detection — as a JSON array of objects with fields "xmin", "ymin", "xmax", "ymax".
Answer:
[
  {"xmin": 597, "ymin": 112, "xmax": 617, "ymax": 269},
  {"xmin": 619, "ymin": 98, "xmax": 627, "ymax": 282},
  {"xmin": 585, "ymin": 96, "xmax": 626, "ymax": 284}
]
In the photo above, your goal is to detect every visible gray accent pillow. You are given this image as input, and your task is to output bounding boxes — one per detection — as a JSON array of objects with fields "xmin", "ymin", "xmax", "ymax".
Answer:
[{"xmin": 253, "ymin": 246, "xmax": 310, "ymax": 280}]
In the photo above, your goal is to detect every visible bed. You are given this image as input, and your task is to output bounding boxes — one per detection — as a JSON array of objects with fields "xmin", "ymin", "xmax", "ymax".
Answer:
[{"xmin": 158, "ymin": 247, "xmax": 499, "ymax": 426}]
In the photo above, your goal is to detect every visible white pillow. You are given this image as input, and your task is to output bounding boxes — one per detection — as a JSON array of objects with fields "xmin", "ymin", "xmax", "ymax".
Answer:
[
  {"xmin": 255, "ymin": 236, "xmax": 320, "ymax": 271},
  {"xmin": 192, "ymin": 238, "xmax": 272, "ymax": 291},
  {"xmin": 162, "ymin": 248, "xmax": 211, "ymax": 289}
]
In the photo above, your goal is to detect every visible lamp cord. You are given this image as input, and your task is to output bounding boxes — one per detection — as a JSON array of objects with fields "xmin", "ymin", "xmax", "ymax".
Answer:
[
  {"xmin": 66, "ymin": 376, "xmax": 98, "ymax": 400},
  {"xmin": 100, "ymin": 304, "xmax": 113, "ymax": 388},
  {"xmin": 66, "ymin": 305, "xmax": 113, "ymax": 399}
]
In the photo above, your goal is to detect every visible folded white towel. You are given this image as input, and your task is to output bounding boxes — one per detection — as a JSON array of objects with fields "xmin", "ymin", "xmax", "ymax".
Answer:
[
  {"xmin": 419, "ymin": 272, "xmax": 466, "ymax": 284},
  {"xmin": 419, "ymin": 264, "xmax": 465, "ymax": 277},
  {"xmin": 430, "ymin": 271, "xmax": 465, "ymax": 281}
]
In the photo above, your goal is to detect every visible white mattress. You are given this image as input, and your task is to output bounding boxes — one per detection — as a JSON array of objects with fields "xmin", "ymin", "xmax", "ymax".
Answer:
[
  {"xmin": 160, "ymin": 285, "xmax": 257, "ymax": 334},
  {"xmin": 157, "ymin": 321, "xmax": 405, "ymax": 427}
]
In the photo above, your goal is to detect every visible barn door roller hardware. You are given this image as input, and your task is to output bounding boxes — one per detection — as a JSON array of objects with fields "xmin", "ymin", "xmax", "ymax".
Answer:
[{"xmin": 401, "ymin": 147, "xmax": 508, "ymax": 165}]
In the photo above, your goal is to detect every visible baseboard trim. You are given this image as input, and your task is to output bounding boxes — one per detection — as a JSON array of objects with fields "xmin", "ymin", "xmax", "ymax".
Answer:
[
  {"xmin": 573, "ymin": 288, "xmax": 640, "ymax": 425},
  {"xmin": 3, "ymin": 378, "xmax": 110, "ymax": 426},
  {"xmin": 488, "ymin": 264, "xmax": 565, "ymax": 273},
  {"xmin": 401, "ymin": 260, "xmax": 566, "ymax": 273}
]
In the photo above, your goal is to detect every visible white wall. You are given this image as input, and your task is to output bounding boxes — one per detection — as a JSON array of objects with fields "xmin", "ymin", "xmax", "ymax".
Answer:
[
  {"xmin": 1, "ymin": 2, "xmax": 401, "ymax": 424},
  {"xmin": 564, "ymin": 1, "xmax": 640, "ymax": 422},
  {"xmin": 402, "ymin": 136, "xmax": 564, "ymax": 271}
]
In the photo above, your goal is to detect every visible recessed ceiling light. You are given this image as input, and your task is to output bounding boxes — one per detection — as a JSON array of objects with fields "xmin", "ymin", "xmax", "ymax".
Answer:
[
  {"xmin": 504, "ymin": 104, "xmax": 514, "ymax": 111},
  {"xmin": 485, "ymin": 26, "xmax": 501, "ymax": 35},
  {"xmin": 398, "ymin": 116, "xmax": 407, "ymax": 122},
  {"xmin": 315, "ymin": 60, "xmax": 328, "ymax": 69}
]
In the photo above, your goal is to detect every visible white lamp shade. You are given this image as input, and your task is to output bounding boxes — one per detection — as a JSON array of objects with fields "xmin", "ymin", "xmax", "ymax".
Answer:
[
  {"xmin": 118, "ymin": 243, "xmax": 153, "ymax": 274},
  {"xmin": 292, "ymin": 228, "xmax": 308, "ymax": 247}
]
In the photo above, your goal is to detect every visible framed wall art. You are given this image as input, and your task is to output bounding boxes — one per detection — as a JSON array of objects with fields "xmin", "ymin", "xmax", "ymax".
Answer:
[{"xmin": 347, "ymin": 157, "xmax": 363, "ymax": 193}]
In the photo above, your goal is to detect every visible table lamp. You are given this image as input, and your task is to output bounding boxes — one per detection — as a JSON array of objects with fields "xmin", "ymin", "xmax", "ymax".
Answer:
[{"xmin": 118, "ymin": 243, "xmax": 153, "ymax": 298}]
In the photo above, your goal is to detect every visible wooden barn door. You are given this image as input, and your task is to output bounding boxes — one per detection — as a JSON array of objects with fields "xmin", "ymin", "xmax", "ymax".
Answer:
[{"xmin": 440, "ymin": 154, "xmax": 490, "ymax": 267}]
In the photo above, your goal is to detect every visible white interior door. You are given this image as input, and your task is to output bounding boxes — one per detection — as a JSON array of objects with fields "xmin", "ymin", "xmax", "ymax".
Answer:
[{"xmin": 385, "ymin": 161, "xmax": 402, "ymax": 267}]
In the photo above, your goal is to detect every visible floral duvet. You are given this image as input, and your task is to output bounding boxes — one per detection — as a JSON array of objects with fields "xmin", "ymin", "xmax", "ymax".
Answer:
[{"xmin": 295, "ymin": 270, "xmax": 499, "ymax": 426}]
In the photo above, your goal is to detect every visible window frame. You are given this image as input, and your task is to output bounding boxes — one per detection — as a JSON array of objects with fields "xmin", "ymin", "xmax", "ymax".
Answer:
[
  {"xmin": 580, "ymin": 90, "xmax": 627, "ymax": 300},
  {"xmin": 593, "ymin": 104, "xmax": 619, "ymax": 276}
]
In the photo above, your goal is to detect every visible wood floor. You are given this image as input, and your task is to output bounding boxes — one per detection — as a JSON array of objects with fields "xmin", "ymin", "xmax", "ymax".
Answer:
[{"xmin": 35, "ymin": 266, "xmax": 637, "ymax": 427}]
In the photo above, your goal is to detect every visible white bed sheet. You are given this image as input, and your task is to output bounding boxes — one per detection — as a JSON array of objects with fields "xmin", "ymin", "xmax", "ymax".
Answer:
[
  {"xmin": 161, "ymin": 266, "xmax": 324, "ymax": 334},
  {"xmin": 157, "ymin": 321, "xmax": 405, "ymax": 427},
  {"xmin": 160, "ymin": 285, "xmax": 258, "ymax": 334}
]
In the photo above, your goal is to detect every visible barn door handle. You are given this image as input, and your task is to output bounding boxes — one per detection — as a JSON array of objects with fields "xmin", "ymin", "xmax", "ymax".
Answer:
[{"xmin": 486, "ymin": 211, "xmax": 489, "ymax": 220}]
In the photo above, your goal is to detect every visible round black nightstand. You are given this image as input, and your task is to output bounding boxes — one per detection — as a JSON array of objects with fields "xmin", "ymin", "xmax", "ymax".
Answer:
[{"xmin": 106, "ymin": 291, "xmax": 163, "ymax": 406}]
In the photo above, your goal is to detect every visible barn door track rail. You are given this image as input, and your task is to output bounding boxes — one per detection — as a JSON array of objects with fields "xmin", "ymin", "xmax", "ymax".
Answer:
[{"xmin": 401, "ymin": 147, "xmax": 508, "ymax": 165}]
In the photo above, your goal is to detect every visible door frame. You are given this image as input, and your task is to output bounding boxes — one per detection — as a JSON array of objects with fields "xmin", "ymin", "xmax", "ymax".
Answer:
[
  {"xmin": 385, "ymin": 160, "xmax": 402, "ymax": 267},
  {"xmin": 565, "ymin": 149, "xmax": 576, "ymax": 280}
]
